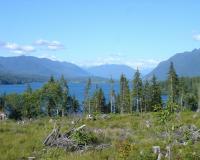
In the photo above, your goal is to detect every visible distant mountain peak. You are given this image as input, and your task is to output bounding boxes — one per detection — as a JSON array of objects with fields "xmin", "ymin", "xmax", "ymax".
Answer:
[
  {"xmin": 86, "ymin": 64, "xmax": 135, "ymax": 80},
  {"xmin": 146, "ymin": 48, "xmax": 200, "ymax": 80}
]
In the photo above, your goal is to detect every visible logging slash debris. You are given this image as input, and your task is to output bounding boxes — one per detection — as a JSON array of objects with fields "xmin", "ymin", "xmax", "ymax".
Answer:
[{"xmin": 43, "ymin": 121, "xmax": 110, "ymax": 152}]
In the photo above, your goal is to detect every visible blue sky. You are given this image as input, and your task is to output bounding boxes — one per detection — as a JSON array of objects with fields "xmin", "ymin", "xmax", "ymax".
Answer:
[{"xmin": 0, "ymin": 0, "xmax": 200, "ymax": 70}]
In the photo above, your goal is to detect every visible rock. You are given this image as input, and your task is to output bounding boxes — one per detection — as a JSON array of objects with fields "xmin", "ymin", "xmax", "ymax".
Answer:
[
  {"xmin": 152, "ymin": 146, "xmax": 160, "ymax": 154},
  {"xmin": 49, "ymin": 119, "xmax": 53, "ymax": 123},
  {"xmin": 99, "ymin": 114, "xmax": 110, "ymax": 119},
  {"xmin": 71, "ymin": 120, "xmax": 75, "ymax": 125},
  {"xmin": 86, "ymin": 114, "xmax": 95, "ymax": 120},
  {"xmin": 173, "ymin": 124, "xmax": 200, "ymax": 144},
  {"xmin": 28, "ymin": 157, "xmax": 35, "ymax": 160},
  {"xmin": 145, "ymin": 120, "xmax": 151, "ymax": 128},
  {"xmin": 93, "ymin": 128, "xmax": 104, "ymax": 134},
  {"xmin": 0, "ymin": 112, "xmax": 7, "ymax": 120}
]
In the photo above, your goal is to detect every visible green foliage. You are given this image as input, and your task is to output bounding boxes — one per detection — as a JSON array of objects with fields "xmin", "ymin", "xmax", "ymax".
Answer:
[
  {"xmin": 91, "ymin": 87, "xmax": 107, "ymax": 113},
  {"xmin": 119, "ymin": 74, "xmax": 131, "ymax": 113},
  {"xmin": 142, "ymin": 80, "xmax": 151, "ymax": 112},
  {"xmin": 0, "ymin": 73, "xmax": 46, "ymax": 85},
  {"xmin": 22, "ymin": 91, "xmax": 40, "ymax": 118},
  {"xmin": 132, "ymin": 69, "xmax": 143, "ymax": 113},
  {"xmin": 2, "ymin": 76, "xmax": 80, "ymax": 119},
  {"xmin": 155, "ymin": 101, "xmax": 181, "ymax": 125},
  {"xmin": 153, "ymin": 104, "xmax": 162, "ymax": 112},
  {"xmin": 168, "ymin": 62, "xmax": 179, "ymax": 104},
  {"xmin": 166, "ymin": 100, "xmax": 181, "ymax": 113},
  {"xmin": 150, "ymin": 75, "xmax": 162, "ymax": 110},
  {"xmin": 157, "ymin": 108, "xmax": 171, "ymax": 124},
  {"xmin": 6, "ymin": 93, "xmax": 24, "ymax": 119},
  {"xmin": 71, "ymin": 130, "xmax": 98, "ymax": 145}
]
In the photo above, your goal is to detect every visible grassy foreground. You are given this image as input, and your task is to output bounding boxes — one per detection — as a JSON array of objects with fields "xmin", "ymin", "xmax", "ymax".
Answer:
[{"xmin": 1, "ymin": 112, "xmax": 200, "ymax": 160}]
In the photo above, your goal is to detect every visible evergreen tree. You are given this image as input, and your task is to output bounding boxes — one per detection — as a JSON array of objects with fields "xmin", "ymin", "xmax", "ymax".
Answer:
[
  {"xmin": 150, "ymin": 75, "xmax": 162, "ymax": 110},
  {"xmin": 168, "ymin": 62, "xmax": 179, "ymax": 104},
  {"xmin": 71, "ymin": 95, "xmax": 79, "ymax": 113},
  {"xmin": 25, "ymin": 84, "xmax": 32, "ymax": 94},
  {"xmin": 49, "ymin": 75, "xmax": 55, "ymax": 83},
  {"xmin": 92, "ymin": 87, "xmax": 106, "ymax": 113},
  {"xmin": 179, "ymin": 78, "xmax": 187, "ymax": 110},
  {"xmin": 143, "ymin": 80, "xmax": 151, "ymax": 112},
  {"xmin": 119, "ymin": 74, "xmax": 130, "ymax": 113},
  {"xmin": 97, "ymin": 88, "xmax": 106, "ymax": 113},
  {"xmin": 132, "ymin": 69, "xmax": 143, "ymax": 113},
  {"xmin": 84, "ymin": 78, "xmax": 92, "ymax": 114}
]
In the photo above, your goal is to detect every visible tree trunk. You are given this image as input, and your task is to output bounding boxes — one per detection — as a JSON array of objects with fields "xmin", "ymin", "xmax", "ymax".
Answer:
[{"xmin": 61, "ymin": 109, "xmax": 65, "ymax": 117}]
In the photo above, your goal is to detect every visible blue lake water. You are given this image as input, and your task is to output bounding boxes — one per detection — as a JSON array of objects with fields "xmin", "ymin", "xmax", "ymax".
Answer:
[
  {"xmin": 0, "ymin": 82, "xmax": 120, "ymax": 103},
  {"xmin": 0, "ymin": 82, "xmax": 168, "ymax": 104}
]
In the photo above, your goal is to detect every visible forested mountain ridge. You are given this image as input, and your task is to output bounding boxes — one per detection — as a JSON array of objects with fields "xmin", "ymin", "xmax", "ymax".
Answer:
[
  {"xmin": 0, "ymin": 55, "xmax": 94, "ymax": 83},
  {"xmin": 0, "ymin": 56, "xmax": 89, "ymax": 79},
  {"xmin": 147, "ymin": 48, "xmax": 200, "ymax": 80}
]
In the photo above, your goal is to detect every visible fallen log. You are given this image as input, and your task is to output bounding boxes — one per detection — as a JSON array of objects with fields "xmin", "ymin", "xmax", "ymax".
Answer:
[{"xmin": 43, "ymin": 124, "xmax": 60, "ymax": 146}]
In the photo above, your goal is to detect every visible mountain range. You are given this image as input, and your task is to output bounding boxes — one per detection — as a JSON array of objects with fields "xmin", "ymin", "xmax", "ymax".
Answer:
[
  {"xmin": 0, "ymin": 56, "xmax": 88, "ymax": 80},
  {"xmin": 1, "ymin": 48, "xmax": 200, "ymax": 83},
  {"xmin": 147, "ymin": 48, "xmax": 200, "ymax": 80},
  {"xmin": 0, "ymin": 56, "xmax": 135, "ymax": 83}
]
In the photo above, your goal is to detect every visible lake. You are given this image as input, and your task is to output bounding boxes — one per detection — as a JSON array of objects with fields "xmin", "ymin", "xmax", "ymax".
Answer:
[
  {"xmin": 0, "ymin": 82, "xmax": 168, "ymax": 104},
  {"xmin": 0, "ymin": 82, "xmax": 120, "ymax": 103}
]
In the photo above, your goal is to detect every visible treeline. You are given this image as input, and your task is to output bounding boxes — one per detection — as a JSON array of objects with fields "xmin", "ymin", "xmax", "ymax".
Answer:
[
  {"xmin": 0, "ymin": 62, "xmax": 200, "ymax": 119},
  {"xmin": 0, "ymin": 73, "xmax": 47, "ymax": 84},
  {"xmin": 84, "ymin": 62, "xmax": 200, "ymax": 114},
  {"xmin": 84, "ymin": 69, "xmax": 162, "ymax": 114},
  {"xmin": 0, "ymin": 76, "xmax": 79, "ymax": 119},
  {"xmin": 160, "ymin": 65, "xmax": 200, "ymax": 111}
]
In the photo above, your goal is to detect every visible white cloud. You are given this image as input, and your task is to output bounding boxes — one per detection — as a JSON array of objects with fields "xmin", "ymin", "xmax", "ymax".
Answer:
[
  {"xmin": 35, "ymin": 39, "xmax": 64, "ymax": 50},
  {"xmin": 2, "ymin": 42, "xmax": 35, "ymax": 54},
  {"xmin": 193, "ymin": 34, "xmax": 200, "ymax": 41},
  {"xmin": 76, "ymin": 54, "xmax": 160, "ymax": 70},
  {"xmin": 38, "ymin": 54, "xmax": 61, "ymax": 61},
  {"xmin": 34, "ymin": 39, "xmax": 48, "ymax": 45}
]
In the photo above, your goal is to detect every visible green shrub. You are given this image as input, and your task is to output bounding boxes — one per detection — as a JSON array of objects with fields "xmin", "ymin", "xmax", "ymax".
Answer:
[{"xmin": 71, "ymin": 130, "xmax": 98, "ymax": 145}]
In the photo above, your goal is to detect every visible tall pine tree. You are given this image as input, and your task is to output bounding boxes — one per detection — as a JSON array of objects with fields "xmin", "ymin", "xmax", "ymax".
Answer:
[
  {"xmin": 168, "ymin": 62, "xmax": 179, "ymax": 104},
  {"xmin": 132, "ymin": 69, "xmax": 143, "ymax": 113},
  {"xmin": 143, "ymin": 80, "xmax": 151, "ymax": 112},
  {"xmin": 119, "ymin": 74, "xmax": 130, "ymax": 113},
  {"xmin": 150, "ymin": 75, "xmax": 162, "ymax": 110}
]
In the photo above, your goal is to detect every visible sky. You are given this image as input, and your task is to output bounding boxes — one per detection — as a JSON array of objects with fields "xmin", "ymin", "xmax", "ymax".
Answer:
[{"xmin": 0, "ymin": 0, "xmax": 200, "ymax": 70}]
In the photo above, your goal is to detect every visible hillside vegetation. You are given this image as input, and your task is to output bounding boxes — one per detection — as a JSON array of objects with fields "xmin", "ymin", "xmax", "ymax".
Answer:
[{"xmin": 1, "ymin": 112, "xmax": 200, "ymax": 160}]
